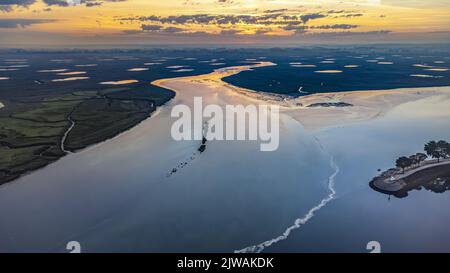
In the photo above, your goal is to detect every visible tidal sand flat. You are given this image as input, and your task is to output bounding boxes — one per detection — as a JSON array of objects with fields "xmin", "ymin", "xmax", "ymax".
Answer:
[
  {"xmin": 75, "ymin": 64, "xmax": 97, "ymax": 67},
  {"xmin": 50, "ymin": 59, "xmax": 72, "ymax": 63},
  {"xmin": 1, "ymin": 65, "xmax": 29, "ymax": 68},
  {"xmin": 410, "ymin": 74, "xmax": 443, "ymax": 78},
  {"xmin": 172, "ymin": 69, "xmax": 194, "ymax": 72},
  {"xmin": 52, "ymin": 77, "xmax": 89, "ymax": 82},
  {"xmin": 57, "ymin": 71, "xmax": 87, "ymax": 75},
  {"xmin": 314, "ymin": 70, "xmax": 343, "ymax": 73},
  {"xmin": 99, "ymin": 80, "xmax": 138, "ymax": 85},
  {"xmin": 286, "ymin": 86, "xmax": 450, "ymax": 131},
  {"xmin": 413, "ymin": 64, "xmax": 434, "ymax": 68},
  {"xmin": 425, "ymin": 68, "xmax": 449, "ymax": 72},
  {"xmin": 166, "ymin": 65, "xmax": 186, "ymax": 69},
  {"xmin": 292, "ymin": 64, "xmax": 316, "ymax": 68},
  {"xmin": 192, "ymin": 63, "xmax": 450, "ymax": 135},
  {"xmin": 128, "ymin": 68, "xmax": 149, "ymax": 72}
]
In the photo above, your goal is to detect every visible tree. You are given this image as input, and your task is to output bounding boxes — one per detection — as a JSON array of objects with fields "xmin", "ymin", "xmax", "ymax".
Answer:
[
  {"xmin": 444, "ymin": 142, "xmax": 450, "ymax": 158},
  {"xmin": 424, "ymin": 140, "xmax": 449, "ymax": 163},
  {"xmin": 396, "ymin": 156, "xmax": 413, "ymax": 173},
  {"xmin": 415, "ymin": 153, "xmax": 427, "ymax": 165},
  {"xmin": 409, "ymin": 153, "xmax": 427, "ymax": 167},
  {"xmin": 409, "ymin": 155, "xmax": 419, "ymax": 167},
  {"xmin": 437, "ymin": 140, "xmax": 450, "ymax": 159},
  {"xmin": 425, "ymin": 141, "xmax": 441, "ymax": 162}
]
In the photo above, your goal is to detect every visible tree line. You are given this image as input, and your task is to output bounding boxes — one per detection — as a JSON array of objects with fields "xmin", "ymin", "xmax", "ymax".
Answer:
[{"xmin": 396, "ymin": 140, "xmax": 450, "ymax": 173}]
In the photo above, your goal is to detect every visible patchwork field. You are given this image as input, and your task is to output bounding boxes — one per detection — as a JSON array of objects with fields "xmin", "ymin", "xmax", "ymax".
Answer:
[{"xmin": 0, "ymin": 85, "xmax": 174, "ymax": 184}]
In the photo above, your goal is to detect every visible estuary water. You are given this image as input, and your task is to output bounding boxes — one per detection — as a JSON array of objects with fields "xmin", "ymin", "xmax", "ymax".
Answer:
[
  {"xmin": 269, "ymin": 94, "xmax": 450, "ymax": 252},
  {"xmin": 0, "ymin": 83, "xmax": 449, "ymax": 252},
  {"xmin": 0, "ymin": 78, "xmax": 331, "ymax": 252}
]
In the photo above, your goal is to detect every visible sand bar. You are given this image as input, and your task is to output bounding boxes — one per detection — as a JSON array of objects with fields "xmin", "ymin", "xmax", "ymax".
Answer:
[
  {"xmin": 52, "ymin": 77, "xmax": 89, "ymax": 82},
  {"xmin": 99, "ymin": 79, "xmax": 138, "ymax": 85},
  {"xmin": 153, "ymin": 62, "xmax": 450, "ymax": 132}
]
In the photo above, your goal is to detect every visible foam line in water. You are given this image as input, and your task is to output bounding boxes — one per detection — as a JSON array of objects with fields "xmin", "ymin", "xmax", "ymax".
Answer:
[{"xmin": 235, "ymin": 137, "xmax": 339, "ymax": 253}]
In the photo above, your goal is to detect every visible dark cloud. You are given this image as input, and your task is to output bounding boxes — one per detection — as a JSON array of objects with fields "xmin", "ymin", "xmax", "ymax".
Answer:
[
  {"xmin": 0, "ymin": 0, "xmax": 35, "ymax": 5},
  {"xmin": 118, "ymin": 13, "xmax": 330, "ymax": 26},
  {"xmin": 140, "ymin": 24, "xmax": 185, "ymax": 34},
  {"xmin": 300, "ymin": 13, "xmax": 326, "ymax": 23},
  {"xmin": 217, "ymin": 0, "xmax": 235, "ymax": 4},
  {"xmin": 220, "ymin": 29, "xmax": 240, "ymax": 35},
  {"xmin": 334, "ymin": 13, "xmax": 363, "ymax": 18},
  {"xmin": 264, "ymin": 8, "xmax": 288, "ymax": 13},
  {"xmin": 183, "ymin": 0, "xmax": 200, "ymax": 5},
  {"xmin": 117, "ymin": 10, "xmax": 371, "ymax": 38},
  {"xmin": 311, "ymin": 24, "xmax": 359, "ymax": 30},
  {"xmin": 0, "ymin": 0, "xmax": 128, "ymax": 10},
  {"xmin": 0, "ymin": 18, "xmax": 56, "ymax": 28},
  {"xmin": 82, "ymin": 0, "xmax": 102, "ymax": 7},
  {"xmin": 312, "ymin": 30, "xmax": 392, "ymax": 37},
  {"xmin": 43, "ymin": 0, "xmax": 68, "ymax": 6},
  {"xmin": 282, "ymin": 24, "xmax": 308, "ymax": 34},
  {"xmin": 281, "ymin": 23, "xmax": 359, "ymax": 34},
  {"xmin": 161, "ymin": 26, "xmax": 184, "ymax": 33},
  {"xmin": 327, "ymin": 10, "xmax": 346, "ymax": 14},
  {"xmin": 86, "ymin": 2, "xmax": 101, "ymax": 6},
  {"xmin": 0, "ymin": 0, "xmax": 34, "ymax": 11},
  {"xmin": 141, "ymin": 24, "xmax": 162, "ymax": 31}
]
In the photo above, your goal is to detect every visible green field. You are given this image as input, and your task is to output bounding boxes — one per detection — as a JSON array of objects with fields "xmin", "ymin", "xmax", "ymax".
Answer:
[{"xmin": 0, "ymin": 87, "xmax": 174, "ymax": 184}]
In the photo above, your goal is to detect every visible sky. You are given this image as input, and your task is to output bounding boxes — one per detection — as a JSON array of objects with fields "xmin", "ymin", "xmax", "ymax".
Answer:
[{"xmin": 0, "ymin": 0, "xmax": 449, "ymax": 47}]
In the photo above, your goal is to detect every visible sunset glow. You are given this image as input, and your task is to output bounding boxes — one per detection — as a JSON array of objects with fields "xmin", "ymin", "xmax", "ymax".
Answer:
[{"xmin": 0, "ymin": 1, "xmax": 449, "ymax": 46}]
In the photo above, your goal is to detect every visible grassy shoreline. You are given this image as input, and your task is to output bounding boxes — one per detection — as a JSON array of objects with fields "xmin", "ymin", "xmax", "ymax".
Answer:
[{"xmin": 0, "ymin": 85, "xmax": 174, "ymax": 185}]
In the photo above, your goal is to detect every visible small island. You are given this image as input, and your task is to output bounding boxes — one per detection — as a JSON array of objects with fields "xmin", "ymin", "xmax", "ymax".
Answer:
[
  {"xmin": 306, "ymin": 102, "xmax": 353, "ymax": 108},
  {"xmin": 370, "ymin": 140, "xmax": 450, "ymax": 198}
]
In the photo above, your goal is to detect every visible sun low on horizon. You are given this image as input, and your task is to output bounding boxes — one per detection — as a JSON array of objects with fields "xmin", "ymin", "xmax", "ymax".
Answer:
[{"xmin": 0, "ymin": 0, "xmax": 449, "ymax": 47}]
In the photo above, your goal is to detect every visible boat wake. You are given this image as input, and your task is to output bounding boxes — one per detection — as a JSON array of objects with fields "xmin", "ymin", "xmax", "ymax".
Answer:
[
  {"xmin": 166, "ymin": 122, "xmax": 209, "ymax": 178},
  {"xmin": 235, "ymin": 137, "xmax": 339, "ymax": 253}
]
